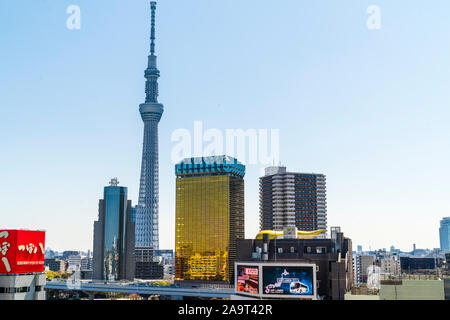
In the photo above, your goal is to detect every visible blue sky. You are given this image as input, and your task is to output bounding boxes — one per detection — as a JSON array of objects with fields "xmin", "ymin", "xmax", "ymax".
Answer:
[{"xmin": 1, "ymin": 0, "xmax": 450, "ymax": 252}]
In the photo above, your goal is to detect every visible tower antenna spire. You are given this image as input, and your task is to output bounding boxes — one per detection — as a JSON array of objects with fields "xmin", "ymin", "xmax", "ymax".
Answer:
[
  {"xmin": 150, "ymin": 1, "xmax": 157, "ymax": 56},
  {"xmin": 137, "ymin": 0, "xmax": 164, "ymax": 250}
]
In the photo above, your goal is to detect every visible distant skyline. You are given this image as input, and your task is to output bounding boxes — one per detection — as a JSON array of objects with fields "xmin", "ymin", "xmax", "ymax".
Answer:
[{"xmin": 1, "ymin": 0, "xmax": 450, "ymax": 252}]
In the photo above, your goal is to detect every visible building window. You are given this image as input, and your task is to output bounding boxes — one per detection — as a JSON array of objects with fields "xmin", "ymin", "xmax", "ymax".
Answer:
[
  {"xmin": 0, "ymin": 287, "xmax": 30, "ymax": 293},
  {"xmin": 290, "ymin": 247, "xmax": 295, "ymax": 253},
  {"xmin": 316, "ymin": 247, "xmax": 327, "ymax": 254},
  {"xmin": 277, "ymin": 248, "xmax": 283, "ymax": 254}
]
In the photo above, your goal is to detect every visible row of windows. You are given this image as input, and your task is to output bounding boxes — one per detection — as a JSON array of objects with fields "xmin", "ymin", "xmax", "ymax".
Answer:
[
  {"xmin": 175, "ymin": 175, "xmax": 244, "ymax": 283},
  {"xmin": 260, "ymin": 201, "xmax": 321, "ymax": 205},
  {"xmin": 0, "ymin": 286, "xmax": 42, "ymax": 294},
  {"xmin": 267, "ymin": 246, "xmax": 329, "ymax": 254},
  {"xmin": 260, "ymin": 186, "xmax": 325, "ymax": 191},
  {"xmin": 260, "ymin": 178, "xmax": 323, "ymax": 183},
  {"xmin": 260, "ymin": 183, "xmax": 321, "ymax": 187},
  {"xmin": 276, "ymin": 247, "xmax": 297, "ymax": 254},
  {"xmin": 305, "ymin": 246, "xmax": 328, "ymax": 254}
]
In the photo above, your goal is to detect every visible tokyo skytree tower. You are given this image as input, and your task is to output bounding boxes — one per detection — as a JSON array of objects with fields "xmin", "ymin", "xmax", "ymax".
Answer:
[{"xmin": 135, "ymin": 1, "xmax": 163, "ymax": 249}]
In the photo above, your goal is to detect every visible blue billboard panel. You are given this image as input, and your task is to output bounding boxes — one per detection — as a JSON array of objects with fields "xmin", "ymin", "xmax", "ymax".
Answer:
[{"xmin": 262, "ymin": 266, "xmax": 314, "ymax": 296}]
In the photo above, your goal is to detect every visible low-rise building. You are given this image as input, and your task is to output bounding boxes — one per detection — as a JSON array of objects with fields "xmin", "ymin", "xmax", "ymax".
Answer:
[
  {"xmin": 234, "ymin": 226, "xmax": 353, "ymax": 300},
  {"xmin": 378, "ymin": 255, "xmax": 399, "ymax": 275},
  {"xmin": 354, "ymin": 254, "xmax": 375, "ymax": 286},
  {"xmin": 44, "ymin": 258, "xmax": 66, "ymax": 273},
  {"xmin": 67, "ymin": 255, "xmax": 82, "ymax": 272},
  {"xmin": 81, "ymin": 252, "xmax": 93, "ymax": 271},
  {"xmin": 400, "ymin": 257, "xmax": 438, "ymax": 273},
  {"xmin": 444, "ymin": 278, "xmax": 450, "ymax": 300},
  {"xmin": 135, "ymin": 261, "xmax": 164, "ymax": 280},
  {"xmin": 0, "ymin": 229, "xmax": 46, "ymax": 300},
  {"xmin": 0, "ymin": 273, "xmax": 46, "ymax": 300},
  {"xmin": 379, "ymin": 275, "xmax": 445, "ymax": 300}
]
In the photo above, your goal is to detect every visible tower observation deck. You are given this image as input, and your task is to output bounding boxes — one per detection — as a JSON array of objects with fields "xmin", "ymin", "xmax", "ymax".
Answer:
[{"xmin": 135, "ymin": 1, "xmax": 163, "ymax": 249}]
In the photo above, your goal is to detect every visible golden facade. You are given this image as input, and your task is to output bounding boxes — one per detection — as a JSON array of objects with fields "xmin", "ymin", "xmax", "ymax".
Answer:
[{"xmin": 175, "ymin": 175, "xmax": 244, "ymax": 283}]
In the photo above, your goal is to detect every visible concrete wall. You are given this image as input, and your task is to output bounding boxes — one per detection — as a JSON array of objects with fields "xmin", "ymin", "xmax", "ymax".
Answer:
[
  {"xmin": 380, "ymin": 279, "xmax": 444, "ymax": 300},
  {"xmin": 344, "ymin": 293, "xmax": 380, "ymax": 300},
  {"xmin": 0, "ymin": 273, "xmax": 46, "ymax": 300},
  {"xmin": 444, "ymin": 279, "xmax": 450, "ymax": 300}
]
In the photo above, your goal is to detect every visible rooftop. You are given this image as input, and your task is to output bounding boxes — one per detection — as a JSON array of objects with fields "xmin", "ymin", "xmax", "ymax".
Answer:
[{"xmin": 175, "ymin": 156, "xmax": 245, "ymax": 178}]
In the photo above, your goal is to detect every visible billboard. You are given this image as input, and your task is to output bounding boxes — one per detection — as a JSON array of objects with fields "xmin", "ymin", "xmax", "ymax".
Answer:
[
  {"xmin": 0, "ymin": 230, "xmax": 46, "ymax": 274},
  {"xmin": 262, "ymin": 265, "xmax": 314, "ymax": 297},
  {"xmin": 235, "ymin": 262, "xmax": 317, "ymax": 299},
  {"xmin": 236, "ymin": 265, "xmax": 259, "ymax": 295}
]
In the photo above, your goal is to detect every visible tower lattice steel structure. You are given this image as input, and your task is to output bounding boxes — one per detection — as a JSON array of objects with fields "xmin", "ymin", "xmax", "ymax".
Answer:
[{"xmin": 135, "ymin": 1, "xmax": 163, "ymax": 249}]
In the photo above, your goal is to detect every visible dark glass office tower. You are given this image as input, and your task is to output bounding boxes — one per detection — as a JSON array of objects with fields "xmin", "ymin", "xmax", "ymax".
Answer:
[
  {"xmin": 259, "ymin": 166, "xmax": 327, "ymax": 233},
  {"xmin": 175, "ymin": 156, "xmax": 245, "ymax": 285},
  {"xmin": 93, "ymin": 179, "xmax": 135, "ymax": 281}
]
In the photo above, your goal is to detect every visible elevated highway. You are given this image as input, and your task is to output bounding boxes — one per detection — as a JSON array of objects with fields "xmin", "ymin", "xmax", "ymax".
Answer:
[{"xmin": 44, "ymin": 281, "xmax": 234, "ymax": 299}]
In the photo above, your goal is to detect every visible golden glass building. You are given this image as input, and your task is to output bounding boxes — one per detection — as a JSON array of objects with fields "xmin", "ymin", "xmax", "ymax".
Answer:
[{"xmin": 175, "ymin": 156, "xmax": 245, "ymax": 284}]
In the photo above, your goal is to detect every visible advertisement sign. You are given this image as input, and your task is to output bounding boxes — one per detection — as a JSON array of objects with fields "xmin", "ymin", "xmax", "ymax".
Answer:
[
  {"xmin": 236, "ymin": 265, "xmax": 259, "ymax": 295},
  {"xmin": 0, "ymin": 230, "xmax": 46, "ymax": 274},
  {"xmin": 262, "ymin": 265, "xmax": 314, "ymax": 297}
]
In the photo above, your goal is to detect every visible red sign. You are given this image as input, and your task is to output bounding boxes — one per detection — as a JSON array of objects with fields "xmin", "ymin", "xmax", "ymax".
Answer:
[{"xmin": 0, "ymin": 230, "xmax": 46, "ymax": 274}]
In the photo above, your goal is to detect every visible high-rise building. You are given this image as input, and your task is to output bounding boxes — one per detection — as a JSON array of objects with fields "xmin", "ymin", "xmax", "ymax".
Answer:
[
  {"xmin": 175, "ymin": 156, "xmax": 245, "ymax": 285},
  {"xmin": 93, "ymin": 179, "xmax": 135, "ymax": 281},
  {"xmin": 135, "ymin": 1, "xmax": 164, "ymax": 250},
  {"xmin": 259, "ymin": 166, "xmax": 327, "ymax": 232},
  {"xmin": 439, "ymin": 217, "xmax": 450, "ymax": 252}
]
